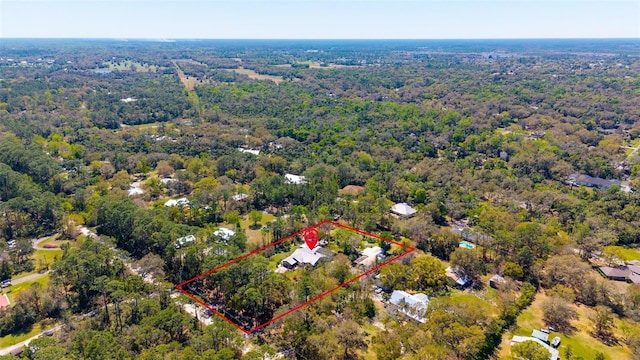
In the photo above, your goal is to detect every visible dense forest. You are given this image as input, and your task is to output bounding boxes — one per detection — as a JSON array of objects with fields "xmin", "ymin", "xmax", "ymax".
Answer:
[{"xmin": 0, "ymin": 39, "xmax": 640, "ymax": 359}]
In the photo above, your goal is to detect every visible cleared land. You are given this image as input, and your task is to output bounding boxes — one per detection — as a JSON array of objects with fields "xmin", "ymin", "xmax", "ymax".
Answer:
[
  {"xmin": 225, "ymin": 68, "xmax": 285, "ymax": 84},
  {"xmin": 498, "ymin": 291, "xmax": 636, "ymax": 360}
]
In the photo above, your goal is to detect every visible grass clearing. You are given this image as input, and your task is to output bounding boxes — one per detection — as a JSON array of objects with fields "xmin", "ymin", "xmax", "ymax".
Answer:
[
  {"xmin": 604, "ymin": 245, "xmax": 640, "ymax": 261},
  {"xmin": 3, "ymin": 274, "xmax": 50, "ymax": 304},
  {"xmin": 225, "ymin": 68, "xmax": 284, "ymax": 84},
  {"xmin": 238, "ymin": 212, "xmax": 277, "ymax": 248},
  {"xmin": 499, "ymin": 291, "xmax": 634, "ymax": 360}
]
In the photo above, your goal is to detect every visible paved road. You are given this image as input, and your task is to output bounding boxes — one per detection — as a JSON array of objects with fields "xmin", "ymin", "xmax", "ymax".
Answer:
[
  {"xmin": 31, "ymin": 235, "xmax": 60, "ymax": 251},
  {"xmin": 11, "ymin": 270, "xmax": 51, "ymax": 286},
  {"xmin": 0, "ymin": 325, "xmax": 61, "ymax": 356}
]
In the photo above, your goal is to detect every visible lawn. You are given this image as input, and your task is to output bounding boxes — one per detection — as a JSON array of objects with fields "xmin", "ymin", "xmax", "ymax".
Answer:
[
  {"xmin": 603, "ymin": 245, "xmax": 640, "ymax": 262},
  {"xmin": 227, "ymin": 68, "xmax": 285, "ymax": 84},
  {"xmin": 4, "ymin": 274, "xmax": 50, "ymax": 304},
  {"xmin": 12, "ymin": 249, "xmax": 63, "ymax": 279},
  {"xmin": 237, "ymin": 212, "xmax": 277, "ymax": 248},
  {"xmin": 498, "ymin": 291, "xmax": 635, "ymax": 360},
  {"xmin": 0, "ymin": 323, "xmax": 42, "ymax": 348}
]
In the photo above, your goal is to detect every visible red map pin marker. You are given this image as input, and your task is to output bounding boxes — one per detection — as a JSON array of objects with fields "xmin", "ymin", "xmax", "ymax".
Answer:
[{"xmin": 303, "ymin": 228, "xmax": 319, "ymax": 250}]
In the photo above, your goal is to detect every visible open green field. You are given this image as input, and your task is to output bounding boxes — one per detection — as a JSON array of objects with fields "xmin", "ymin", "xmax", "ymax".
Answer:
[
  {"xmin": 12, "ymin": 249, "xmax": 63, "ymax": 279},
  {"xmin": 3, "ymin": 274, "xmax": 50, "ymax": 304},
  {"xmin": 225, "ymin": 68, "xmax": 285, "ymax": 84},
  {"xmin": 237, "ymin": 212, "xmax": 277, "ymax": 248},
  {"xmin": 498, "ymin": 291, "xmax": 635, "ymax": 360},
  {"xmin": 604, "ymin": 246, "xmax": 640, "ymax": 261}
]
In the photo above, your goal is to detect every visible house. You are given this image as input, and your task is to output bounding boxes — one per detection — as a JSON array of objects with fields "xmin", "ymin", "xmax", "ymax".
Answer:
[
  {"xmin": 510, "ymin": 336, "xmax": 559, "ymax": 360},
  {"xmin": 281, "ymin": 245, "xmax": 328, "ymax": 269},
  {"xmin": 489, "ymin": 274, "xmax": 506, "ymax": 289},
  {"xmin": 355, "ymin": 246, "xmax": 384, "ymax": 268},
  {"xmin": 339, "ymin": 185, "xmax": 365, "ymax": 196},
  {"xmin": 531, "ymin": 329, "xmax": 549, "ymax": 343},
  {"xmin": 213, "ymin": 228, "xmax": 235, "ymax": 242},
  {"xmin": 390, "ymin": 203, "xmax": 417, "ymax": 218},
  {"xmin": 175, "ymin": 235, "xmax": 195, "ymax": 249},
  {"xmin": 446, "ymin": 266, "xmax": 471, "ymax": 288},
  {"xmin": 164, "ymin": 197, "xmax": 190, "ymax": 207},
  {"xmin": 238, "ymin": 148, "xmax": 260, "ymax": 156},
  {"xmin": 285, "ymin": 174, "xmax": 307, "ymax": 185},
  {"xmin": 599, "ymin": 261, "xmax": 640, "ymax": 284},
  {"xmin": 231, "ymin": 193, "xmax": 249, "ymax": 202},
  {"xmin": 567, "ymin": 174, "xmax": 620, "ymax": 190},
  {"xmin": 389, "ymin": 290, "xmax": 429, "ymax": 323},
  {"xmin": 128, "ymin": 186, "xmax": 144, "ymax": 196}
]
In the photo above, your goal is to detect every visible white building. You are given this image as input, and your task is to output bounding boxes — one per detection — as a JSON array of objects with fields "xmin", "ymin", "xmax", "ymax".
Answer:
[
  {"xmin": 390, "ymin": 203, "xmax": 417, "ymax": 217},
  {"xmin": 175, "ymin": 235, "xmax": 195, "ymax": 248},
  {"xmin": 231, "ymin": 193, "xmax": 249, "ymax": 201},
  {"xmin": 238, "ymin": 148, "xmax": 260, "ymax": 156},
  {"xmin": 355, "ymin": 246, "xmax": 384, "ymax": 268},
  {"xmin": 213, "ymin": 228, "xmax": 235, "ymax": 241},
  {"xmin": 389, "ymin": 290, "xmax": 429, "ymax": 323},
  {"xmin": 285, "ymin": 174, "xmax": 307, "ymax": 185},
  {"xmin": 281, "ymin": 245, "xmax": 327, "ymax": 269},
  {"xmin": 164, "ymin": 197, "xmax": 190, "ymax": 207},
  {"xmin": 510, "ymin": 336, "xmax": 559, "ymax": 360}
]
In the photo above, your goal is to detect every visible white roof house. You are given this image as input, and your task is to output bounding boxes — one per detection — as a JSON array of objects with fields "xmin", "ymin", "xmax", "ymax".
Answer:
[
  {"xmin": 362, "ymin": 246, "xmax": 384, "ymax": 258},
  {"xmin": 281, "ymin": 245, "xmax": 327, "ymax": 269},
  {"xmin": 164, "ymin": 197, "xmax": 190, "ymax": 207},
  {"xmin": 510, "ymin": 336, "xmax": 559, "ymax": 360},
  {"xmin": 390, "ymin": 203, "xmax": 416, "ymax": 217},
  {"xmin": 285, "ymin": 174, "xmax": 307, "ymax": 185},
  {"xmin": 389, "ymin": 290, "xmax": 429, "ymax": 323},
  {"xmin": 175, "ymin": 235, "xmax": 195, "ymax": 248},
  {"xmin": 231, "ymin": 193, "xmax": 249, "ymax": 201},
  {"xmin": 213, "ymin": 228, "xmax": 235, "ymax": 241},
  {"xmin": 238, "ymin": 148, "xmax": 260, "ymax": 156},
  {"xmin": 128, "ymin": 186, "xmax": 144, "ymax": 196},
  {"xmin": 356, "ymin": 246, "xmax": 385, "ymax": 268}
]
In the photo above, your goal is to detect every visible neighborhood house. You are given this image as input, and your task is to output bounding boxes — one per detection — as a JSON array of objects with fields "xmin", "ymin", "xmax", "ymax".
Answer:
[
  {"xmin": 388, "ymin": 290, "xmax": 429, "ymax": 323},
  {"xmin": 285, "ymin": 174, "xmax": 307, "ymax": 185},
  {"xmin": 281, "ymin": 244, "xmax": 331, "ymax": 269},
  {"xmin": 390, "ymin": 202, "xmax": 416, "ymax": 218},
  {"xmin": 213, "ymin": 228, "xmax": 235, "ymax": 242},
  {"xmin": 354, "ymin": 246, "xmax": 384, "ymax": 269},
  {"xmin": 164, "ymin": 197, "xmax": 190, "ymax": 207},
  {"xmin": 599, "ymin": 260, "xmax": 640, "ymax": 284},
  {"xmin": 175, "ymin": 235, "xmax": 195, "ymax": 249}
]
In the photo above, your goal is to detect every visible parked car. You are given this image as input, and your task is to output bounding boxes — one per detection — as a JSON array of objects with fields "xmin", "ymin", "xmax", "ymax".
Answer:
[
  {"xmin": 0, "ymin": 279, "xmax": 11, "ymax": 288},
  {"xmin": 551, "ymin": 336, "xmax": 561, "ymax": 347}
]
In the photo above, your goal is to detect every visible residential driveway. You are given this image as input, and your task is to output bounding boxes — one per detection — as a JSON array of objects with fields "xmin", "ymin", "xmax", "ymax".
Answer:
[
  {"xmin": 11, "ymin": 271, "xmax": 51, "ymax": 286},
  {"xmin": 0, "ymin": 325, "xmax": 61, "ymax": 356},
  {"xmin": 31, "ymin": 235, "xmax": 60, "ymax": 251}
]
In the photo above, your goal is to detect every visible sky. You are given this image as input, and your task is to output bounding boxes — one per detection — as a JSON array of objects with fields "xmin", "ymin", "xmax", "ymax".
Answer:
[{"xmin": 1, "ymin": 0, "xmax": 639, "ymax": 39}]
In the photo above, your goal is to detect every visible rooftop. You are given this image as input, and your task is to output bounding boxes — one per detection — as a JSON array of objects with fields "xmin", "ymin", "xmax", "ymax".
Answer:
[
  {"xmin": 389, "ymin": 290, "xmax": 429, "ymax": 323},
  {"xmin": 510, "ymin": 336, "xmax": 559, "ymax": 360},
  {"xmin": 285, "ymin": 174, "xmax": 307, "ymax": 185},
  {"xmin": 214, "ymin": 228, "xmax": 236, "ymax": 241},
  {"xmin": 390, "ymin": 202, "xmax": 417, "ymax": 217},
  {"xmin": 164, "ymin": 197, "xmax": 190, "ymax": 207},
  {"xmin": 281, "ymin": 245, "xmax": 327, "ymax": 268}
]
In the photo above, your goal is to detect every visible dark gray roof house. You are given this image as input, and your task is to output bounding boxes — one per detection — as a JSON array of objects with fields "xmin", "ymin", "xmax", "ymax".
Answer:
[{"xmin": 568, "ymin": 174, "xmax": 620, "ymax": 190}]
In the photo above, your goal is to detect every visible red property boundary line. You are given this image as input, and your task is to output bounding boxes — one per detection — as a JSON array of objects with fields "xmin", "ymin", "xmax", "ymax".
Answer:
[{"xmin": 175, "ymin": 220, "xmax": 416, "ymax": 334}]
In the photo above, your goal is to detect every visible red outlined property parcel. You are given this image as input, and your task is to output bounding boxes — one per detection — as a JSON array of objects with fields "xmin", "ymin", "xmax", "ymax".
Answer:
[{"xmin": 176, "ymin": 220, "xmax": 415, "ymax": 334}]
